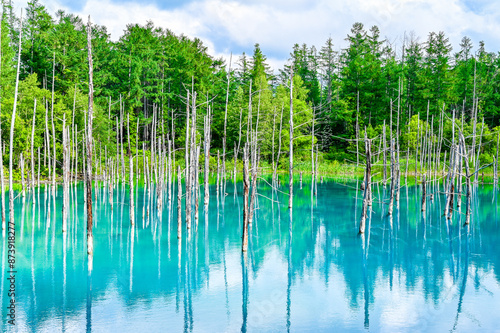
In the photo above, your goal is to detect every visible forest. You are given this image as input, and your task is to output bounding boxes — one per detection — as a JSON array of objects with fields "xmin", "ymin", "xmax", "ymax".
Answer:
[{"xmin": 1, "ymin": 0, "xmax": 500, "ymax": 182}]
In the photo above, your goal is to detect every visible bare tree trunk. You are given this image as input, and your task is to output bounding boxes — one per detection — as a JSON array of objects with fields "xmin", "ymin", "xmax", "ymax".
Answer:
[
  {"xmin": 135, "ymin": 120, "xmax": 139, "ymax": 189},
  {"xmin": 168, "ymin": 139, "xmax": 172, "ymax": 203},
  {"xmin": 204, "ymin": 109, "xmax": 211, "ymax": 207},
  {"xmin": 315, "ymin": 144, "xmax": 319, "ymax": 196},
  {"xmin": 177, "ymin": 165, "xmax": 182, "ymax": 239},
  {"xmin": 62, "ymin": 116, "xmax": 69, "ymax": 232},
  {"xmin": 188, "ymin": 92, "xmax": 197, "ymax": 229},
  {"xmin": 194, "ymin": 146, "xmax": 200, "ymax": 228},
  {"xmin": 405, "ymin": 146, "xmax": 409, "ymax": 185},
  {"xmin": 311, "ymin": 112, "xmax": 315, "ymax": 177},
  {"xmin": 415, "ymin": 115, "xmax": 419, "ymax": 183},
  {"xmin": 44, "ymin": 100, "xmax": 51, "ymax": 193},
  {"xmin": 0, "ymin": 118, "xmax": 5, "ymax": 230},
  {"xmin": 185, "ymin": 92, "xmax": 191, "ymax": 229},
  {"xmin": 388, "ymin": 139, "xmax": 396, "ymax": 215},
  {"xmin": 421, "ymin": 174, "xmax": 426, "ymax": 212},
  {"xmin": 272, "ymin": 107, "xmax": 277, "ymax": 185},
  {"xmin": 356, "ymin": 90, "xmax": 359, "ymax": 167},
  {"xmin": 474, "ymin": 117, "xmax": 484, "ymax": 185},
  {"xmin": 288, "ymin": 70, "xmax": 294, "ymax": 209},
  {"xmin": 383, "ymin": 121, "xmax": 387, "ymax": 186},
  {"xmin": 222, "ymin": 55, "xmax": 231, "ymax": 196},
  {"xmin": 128, "ymin": 114, "xmax": 135, "ymax": 225},
  {"xmin": 471, "ymin": 63, "xmax": 477, "ymax": 161},
  {"xmin": 112, "ymin": 116, "xmax": 118, "ymax": 185},
  {"xmin": 242, "ymin": 144, "xmax": 249, "ymax": 252},
  {"xmin": 86, "ymin": 16, "xmax": 94, "ymax": 255},
  {"xmin": 235, "ymin": 108, "xmax": 243, "ymax": 189},
  {"xmin": 51, "ymin": 52, "xmax": 56, "ymax": 196},
  {"xmin": 274, "ymin": 106, "xmax": 284, "ymax": 187},
  {"xmin": 31, "ymin": 99, "xmax": 37, "ymax": 194},
  {"xmin": 8, "ymin": 12, "xmax": 23, "ymax": 233},
  {"xmin": 20, "ymin": 154, "xmax": 25, "ymax": 196},
  {"xmin": 37, "ymin": 147, "xmax": 40, "ymax": 190},
  {"xmin": 444, "ymin": 145, "xmax": 457, "ymax": 221},
  {"xmin": 457, "ymin": 139, "xmax": 463, "ymax": 208},
  {"xmin": 216, "ymin": 150, "xmax": 220, "ymax": 199},
  {"xmin": 120, "ymin": 97, "xmax": 125, "ymax": 183},
  {"xmin": 359, "ymin": 134, "xmax": 371, "ymax": 234},
  {"xmin": 156, "ymin": 136, "xmax": 163, "ymax": 212},
  {"xmin": 0, "ymin": 8, "xmax": 5, "ymax": 229},
  {"xmin": 495, "ymin": 133, "xmax": 499, "ymax": 188},
  {"xmin": 460, "ymin": 134, "xmax": 472, "ymax": 225},
  {"xmin": 248, "ymin": 144, "xmax": 259, "ymax": 225}
]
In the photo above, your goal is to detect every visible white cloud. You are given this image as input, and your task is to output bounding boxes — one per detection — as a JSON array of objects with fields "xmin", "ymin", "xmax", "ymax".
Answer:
[{"xmin": 12, "ymin": 0, "xmax": 500, "ymax": 72}]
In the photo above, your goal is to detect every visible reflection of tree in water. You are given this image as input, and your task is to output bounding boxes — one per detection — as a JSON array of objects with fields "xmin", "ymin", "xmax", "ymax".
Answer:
[{"xmin": 7, "ymin": 180, "xmax": 500, "ymax": 331}]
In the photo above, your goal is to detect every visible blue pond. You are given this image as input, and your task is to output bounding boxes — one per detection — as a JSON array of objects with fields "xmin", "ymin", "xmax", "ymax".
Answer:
[{"xmin": 1, "ymin": 177, "xmax": 500, "ymax": 332}]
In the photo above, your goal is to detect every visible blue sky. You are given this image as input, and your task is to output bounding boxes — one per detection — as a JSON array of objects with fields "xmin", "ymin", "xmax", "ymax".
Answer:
[{"xmin": 12, "ymin": 0, "xmax": 500, "ymax": 71}]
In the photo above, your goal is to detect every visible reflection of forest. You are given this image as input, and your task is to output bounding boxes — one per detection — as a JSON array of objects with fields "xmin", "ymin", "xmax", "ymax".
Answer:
[{"xmin": 7, "ymin": 180, "xmax": 500, "ymax": 330}]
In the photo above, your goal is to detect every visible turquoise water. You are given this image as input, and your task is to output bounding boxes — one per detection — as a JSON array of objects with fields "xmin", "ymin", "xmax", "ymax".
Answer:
[{"xmin": 1, "ymin": 177, "xmax": 500, "ymax": 332}]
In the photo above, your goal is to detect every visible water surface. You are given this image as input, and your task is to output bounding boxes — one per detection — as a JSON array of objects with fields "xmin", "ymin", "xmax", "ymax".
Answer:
[{"xmin": 2, "ymin": 177, "xmax": 500, "ymax": 332}]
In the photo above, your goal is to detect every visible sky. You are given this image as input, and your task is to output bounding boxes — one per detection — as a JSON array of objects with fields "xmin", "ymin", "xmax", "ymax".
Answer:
[{"xmin": 10, "ymin": 0, "xmax": 500, "ymax": 72}]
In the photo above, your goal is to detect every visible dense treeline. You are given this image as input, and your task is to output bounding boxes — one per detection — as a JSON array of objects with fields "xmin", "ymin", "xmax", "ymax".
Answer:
[{"xmin": 2, "ymin": 0, "xmax": 500, "ymax": 179}]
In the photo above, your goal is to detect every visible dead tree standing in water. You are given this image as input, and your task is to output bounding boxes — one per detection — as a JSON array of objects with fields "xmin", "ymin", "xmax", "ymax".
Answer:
[
  {"xmin": 177, "ymin": 165, "xmax": 182, "ymax": 239},
  {"xmin": 242, "ymin": 144, "xmax": 250, "ymax": 252},
  {"xmin": 421, "ymin": 174, "xmax": 426, "ymax": 212},
  {"xmin": 204, "ymin": 109, "xmax": 211, "ymax": 207},
  {"xmin": 62, "ymin": 116, "xmax": 69, "ymax": 233},
  {"xmin": 388, "ymin": 138, "xmax": 396, "ymax": 215},
  {"xmin": 0, "ymin": 117, "xmax": 5, "ymax": 230},
  {"xmin": 288, "ymin": 69, "xmax": 294, "ymax": 209},
  {"xmin": 359, "ymin": 134, "xmax": 371, "ymax": 234},
  {"xmin": 8, "ymin": 12, "xmax": 23, "ymax": 233},
  {"xmin": 460, "ymin": 134, "xmax": 472, "ymax": 225},
  {"xmin": 86, "ymin": 16, "xmax": 94, "ymax": 255},
  {"xmin": 128, "ymin": 114, "xmax": 135, "ymax": 225}
]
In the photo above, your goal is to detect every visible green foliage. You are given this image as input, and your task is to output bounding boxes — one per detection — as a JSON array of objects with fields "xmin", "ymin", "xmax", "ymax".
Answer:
[{"xmin": 2, "ymin": 3, "xmax": 500, "ymax": 181}]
